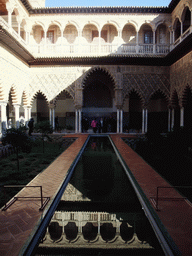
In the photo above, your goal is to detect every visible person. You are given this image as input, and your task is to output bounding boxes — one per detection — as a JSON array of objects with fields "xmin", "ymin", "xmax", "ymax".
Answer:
[
  {"xmin": 91, "ymin": 118, "xmax": 97, "ymax": 133},
  {"xmin": 8, "ymin": 119, "xmax": 12, "ymax": 129},
  {"xmin": 55, "ymin": 116, "xmax": 59, "ymax": 132},
  {"xmin": 28, "ymin": 118, "xmax": 34, "ymax": 136},
  {"xmin": 98, "ymin": 117, "xmax": 104, "ymax": 133}
]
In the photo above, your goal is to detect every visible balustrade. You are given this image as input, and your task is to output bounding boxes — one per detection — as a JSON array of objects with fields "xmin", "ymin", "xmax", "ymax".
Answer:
[{"xmin": 2, "ymin": 15, "xmax": 192, "ymax": 57}]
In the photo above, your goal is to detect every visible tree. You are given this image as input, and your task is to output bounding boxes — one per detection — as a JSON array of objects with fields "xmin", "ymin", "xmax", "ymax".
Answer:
[
  {"xmin": 2, "ymin": 126, "xmax": 32, "ymax": 173},
  {"xmin": 34, "ymin": 121, "xmax": 53, "ymax": 153}
]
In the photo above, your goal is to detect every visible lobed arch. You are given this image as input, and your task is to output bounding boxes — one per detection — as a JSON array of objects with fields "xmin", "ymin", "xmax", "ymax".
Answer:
[
  {"xmin": 170, "ymin": 89, "xmax": 180, "ymax": 108},
  {"xmin": 181, "ymin": 85, "xmax": 192, "ymax": 107},
  {"xmin": 7, "ymin": 86, "xmax": 19, "ymax": 105},
  {"xmin": 30, "ymin": 90, "xmax": 49, "ymax": 106},
  {"xmin": 123, "ymin": 89, "xmax": 145, "ymax": 107},
  {"xmin": 0, "ymin": 83, "xmax": 5, "ymax": 101},
  {"xmin": 82, "ymin": 67, "xmax": 116, "ymax": 90},
  {"xmin": 54, "ymin": 90, "xmax": 73, "ymax": 107},
  {"xmin": 148, "ymin": 89, "xmax": 169, "ymax": 103},
  {"xmin": 21, "ymin": 91, "xmax": 29, "ymax": 107}
]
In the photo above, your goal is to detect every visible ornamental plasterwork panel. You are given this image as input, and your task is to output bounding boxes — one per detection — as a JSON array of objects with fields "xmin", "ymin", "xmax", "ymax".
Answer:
[
  {"xmin": 122, "ymin": 73, "xmax": 170, "ymax": 105},
  {"xmin": 29, "ymin": 66, "xmax": 91, "ymax": 104},
  {"xmin": 170, "ymin": 58, "xmax": 192, "ymax": 101},
  {"xmin": 0, "ymin": 49, "xmax": 29, "ymax": 104}
]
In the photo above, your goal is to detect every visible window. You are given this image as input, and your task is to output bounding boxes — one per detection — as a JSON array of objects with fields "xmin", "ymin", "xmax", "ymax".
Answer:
[{"xmin": 144, "ymin": 31, "xmax": 153, "ymax": 44}]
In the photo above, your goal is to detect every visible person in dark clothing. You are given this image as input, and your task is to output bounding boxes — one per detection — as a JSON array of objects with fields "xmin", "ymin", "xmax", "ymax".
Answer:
[
  {"xmin": 98, "ymin": 118, "xmax": 104, "ymax": 133},
  {"xmin": 28, "ymin": 118, "xmax": 34, "ymax": 136},
  {"xmin": 55, "ymin": 116, "xmax": 59, "ymax": 131}
]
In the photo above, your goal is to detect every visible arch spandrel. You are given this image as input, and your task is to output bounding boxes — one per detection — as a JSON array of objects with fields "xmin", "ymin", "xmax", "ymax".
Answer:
[
  {"xmin": 122, "ymin": 73, "xmax": 170, "ymax": 105},
  {"xmin": 181, "ymin": 85, "xmax": 192, "ymax": 107}
]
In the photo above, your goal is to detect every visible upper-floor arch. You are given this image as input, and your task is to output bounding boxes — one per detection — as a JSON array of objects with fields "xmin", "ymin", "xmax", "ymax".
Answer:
[
  {"xmin": 181, "ymin": 6, "xmax": 191, "ymax": 33},
  {"xmin": 155, "ymin": 23, "xmax": 170, "ymax": 45},
  {"xmin": 138, "ymin": 23, "xmax": 154, "ymax": 45},
  {"xmin": 173, "ymin": 17, "xmax": 181, "ymax": 41},
  {"xmin": 122, "ymin": 21, "xmax": 138, "ymax": 31},
  {"xmin": 101, "ymin": 20, "xmax": 119, "ymax": 32},
  {"xmin": 81, "ymin": 21, "xmax": 100, "ymax": 32},
  {"xmin": 122, "ymin": 23, "xmax": 137, "ymax": 44},
  {"xmin": 82, "ymin": 23, "xmax": 100, "ymax": 43},
  {"xmin": 100, "ymin": 23, "xmax": 118, "ymax": 43}
]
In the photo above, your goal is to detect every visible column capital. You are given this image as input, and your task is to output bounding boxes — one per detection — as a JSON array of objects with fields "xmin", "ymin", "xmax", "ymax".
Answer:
[
  {"xmin": 23, "ymin": 105, "xmax": 31, "ymax": 109},
  {"xmin": 13, "ymin": 104, "xmax": 21, "ymax": 108},
  {"xmin": 75, "ymin": 105, "xmax": 82, "ymax": 110},
  {"xmin": 0, "ymin": 101, "xmax": 8, "ymax": 106}
]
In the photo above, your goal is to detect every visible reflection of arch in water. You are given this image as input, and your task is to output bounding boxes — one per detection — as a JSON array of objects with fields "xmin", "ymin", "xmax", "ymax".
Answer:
[
  {"xmin": 49, "ymin": 222, "xmax": 62, "ymax": 241},
  {"xmin": 100, "ymin": 222, "xmax": 116, "ymax": 241},
  {"xmin": 64, "ymin": 222, "xmax": 78, "ymax": 241},
  {"xmin": 82, "ymin": 222, "xmax": 98, "ymax": 241}
]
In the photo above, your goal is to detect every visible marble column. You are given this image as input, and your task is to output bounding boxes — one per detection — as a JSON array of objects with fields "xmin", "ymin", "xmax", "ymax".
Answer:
[
  {"xmin": 171, "ymin": 108, "xmax": 175, "ymax": 130},
  {"xmin": 78, "ymin": 109, "xmax": 82, "ymax": 133},
  {"xmin": 120, "ymin": 109, "xmax": 123, "ymax": 133},
  {"xmin": 168, "ymin": 108, "xmax": 171, "ymax": 132},
  {"xmin": 180, "ymin": 107, "xmax": 184, "ymax": 127},
  {"xmin": 117, "ymin": 109, "xmax": 120, "ymax": 133},
  {"xmin": 145, "ymin": 109, "xmax": 148, "ymax": 133},
  {"xmin": 142, "ymin": 109, "xmax": 145, "ymax": 134},
  {"xmin": 75, "ymin": 109, "xmax": 78, "ymax": 133},
  {"xmin": 14, "ymin": 104, "xmax": 20, "ymax": 128},
  {"xmin": 0, "ymin": 102, "xmax": 7, "ymax": 133}
]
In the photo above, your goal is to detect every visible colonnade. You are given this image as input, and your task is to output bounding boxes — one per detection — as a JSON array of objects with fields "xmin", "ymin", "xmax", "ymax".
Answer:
[
  {"xmin": 168, "ymin": 106, "xmax": 184, "ymax": 132},
  {"xmin": 0, "ymin": 101, "xmax": 187, "ymax": 135}
]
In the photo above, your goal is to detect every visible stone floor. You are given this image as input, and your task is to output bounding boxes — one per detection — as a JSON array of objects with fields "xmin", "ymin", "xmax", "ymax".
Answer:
[{"xmin": 0, "ymin": 134, "xmax": 192, "ymax": 255}]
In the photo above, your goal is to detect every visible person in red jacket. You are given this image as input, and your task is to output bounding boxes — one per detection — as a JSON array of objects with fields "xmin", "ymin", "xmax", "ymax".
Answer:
[{"xmin": 91, "ymin": 118, "xmax": 97, "ymax": 133}]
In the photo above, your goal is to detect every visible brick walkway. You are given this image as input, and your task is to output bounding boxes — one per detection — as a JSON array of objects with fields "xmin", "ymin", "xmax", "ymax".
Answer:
[
  {"xmin": 110, "ymin": 134, "xmax": 192, "ymax": 256},
  {"xmin": 0, "ymin": 134, "xmax": 192, "ymax": 255},
  {"xmin": 0, "ymin": 134, "xmax": 88, "ymax": 256}
]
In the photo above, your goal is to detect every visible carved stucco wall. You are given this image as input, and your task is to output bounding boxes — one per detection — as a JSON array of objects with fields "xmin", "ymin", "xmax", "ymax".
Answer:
[
  {"xmin": 170, "ymin": 50, "xmax": 192, "ymax": 107},
  {"xmin": 0, "ymin": 45, "xmax": 171, "ymax": 110}
]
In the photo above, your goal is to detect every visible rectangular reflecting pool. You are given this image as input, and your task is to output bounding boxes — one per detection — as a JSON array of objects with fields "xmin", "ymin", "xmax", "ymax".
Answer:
[{"xmin": 35, "ymin": 136, "xmax": 167, "ymax": 255}]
